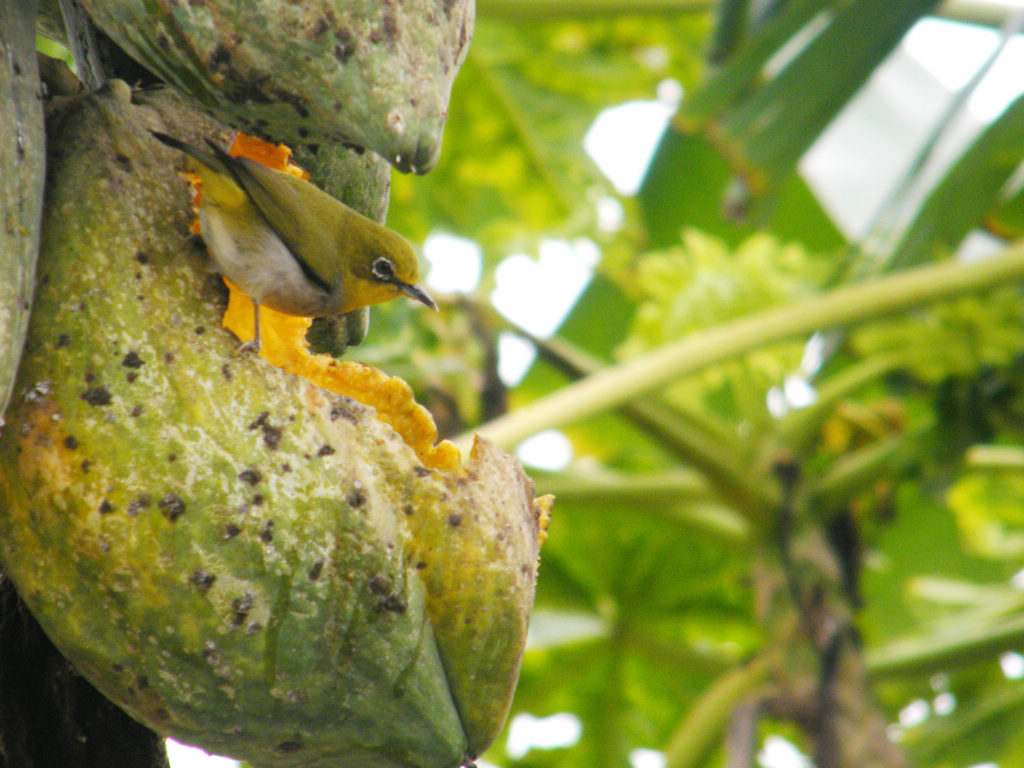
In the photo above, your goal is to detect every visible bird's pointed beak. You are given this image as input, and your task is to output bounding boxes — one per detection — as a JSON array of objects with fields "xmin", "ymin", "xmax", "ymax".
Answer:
[{"xmin": 399, "ymin": 282, "xmax": 438, "ymax": 311}]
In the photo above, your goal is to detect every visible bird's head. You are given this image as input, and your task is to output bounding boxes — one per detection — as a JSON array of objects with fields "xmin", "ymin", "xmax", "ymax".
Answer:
[{"xmin": 344, "ymin": 226, "xmax": 437, "ymax": 313}]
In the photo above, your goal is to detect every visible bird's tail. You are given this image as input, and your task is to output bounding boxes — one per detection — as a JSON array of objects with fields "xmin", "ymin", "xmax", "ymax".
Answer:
[{"xmin": 150, "ymin": 131, "xmax": 232, "ymax": 176}]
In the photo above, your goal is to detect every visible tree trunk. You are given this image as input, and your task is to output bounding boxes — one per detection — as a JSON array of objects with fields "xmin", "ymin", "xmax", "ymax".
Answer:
[{"xmin": 0, "ymin": 572, "xmax": 169, "ymax": 768}]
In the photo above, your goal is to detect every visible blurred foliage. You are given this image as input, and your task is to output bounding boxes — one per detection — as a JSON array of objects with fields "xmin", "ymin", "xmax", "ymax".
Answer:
[
  {"xmin": 364, "ymin": 3, "xmax": 1024, "ymax": 767},
  {"xmin": 388, "ymin": 12, "xmax": 710, "ymax": 259},
  {"xmin": 617, "ymin": 229, "xmax": 825, "ymax": 422},
  {"xmin": 948, "ymin": 468, "xmax": 1024, "ymax": 559}
]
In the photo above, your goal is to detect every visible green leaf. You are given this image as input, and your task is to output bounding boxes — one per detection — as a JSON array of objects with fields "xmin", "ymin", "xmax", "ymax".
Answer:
[
  {"xmin": 694, "ymin": 0, "xmax": 941, "ymax": 183},
  {"xmin": 487, "ymin": 492, "xmax": 756, "ymax": 768},
  {"xmin": 861, "ymin": 484, "xmax": 1011, "ymax": 645},
  {"xmin": 850, "ymin": 288, "xmax": 1024, "ymax": 384},
  {"xmin": 947, "ymin": 469, "xmax": 1024, "ymax": 559},
  {"xmin": 637, "ymin": 127, "xmax": 845, "ymax": 250},
  {"xmin": 892, "ymin": 92, "xmax": 1024, "ymax": 268}
]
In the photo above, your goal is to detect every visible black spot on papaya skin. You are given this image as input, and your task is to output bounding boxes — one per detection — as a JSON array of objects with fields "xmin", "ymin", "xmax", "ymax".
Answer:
[
  {"xmin": 263, "ymin": 428, "xmax": 282, "ymax": 449},
  {"xmin": 368, "ymin": 575, "xmax": 390, "ymax": 595},
  {"xmin": 130, "ymin": 405, "xmax": 144, "ymax": 417},
  {"xmin": 81, "ymin": 386, "xmax": 112, "ymax": 406},
  {"xmin": 329, "ymin": 404, "xmax": 356, "ymax": 422},
  {"xmin": 56, "ymin": 333, "xmax": 70, "ymax": 348},
  {"xmin": 135, "ymin": 251, "xmax": 149, "ymax": 264},
  {"xmin": 259, "ymin": 520, "xmax": 274, "ymax": 543},
  {"xmin": 382, "ymin": 12, "xmax": 398, "ymax": 41},
  {"xmin": 249, "ymin": 412, "xmax": 284, "ymax": 450},
  {"xmin": 238, "ymin": 467, "xmax": 262, "ymax": 486},
  {"xmin": 158, "ymin": 494, "xmax": 186, "ymax": 522},
  {"xmin": 99, "ymin": 499, "xmax": 115, "ymax": 514},
  {"xmin": 414, "ymin": 466, "xmax": 431, "ymax": 477},
  {"xmin": 224, "ymin": 523, "xmax": 241, "ymax": 540},
  {"xmin": 380, "ymin": 594, "xmax": 407, "ymax": 614},
  {"xmin": 317, "ymin": 444, "xmax": 335, "ymax": 457},
  {"xmin": 333, "ymin": 28, "xmax": 355, "ymax": 63},
  {"xmin": 276, "ymin": 740, "xmax": 303, "ymax": 754},
  {"xmin": 308, "ymin": 560, "xmax": 324, "ymax": 581},
  {"xmin": 63, "ymin": 435, "xmax": 78, "ymax": 449},
  {"xmin": 121, "ymin": 350, "xmax": 144, "ymax": 368},
  {"xmin": 447, "ymin": 514, "xmax": 462, "ymax": 528},
  {"xmin": 127, "ymin": 495, "xmax": 151, "ymax": 516},
  {"xmin": 347, "ymin": 485, "xmax": 365, "ymax": 507},
  {"xmin": 191, "ymin": 569, "xmax": 216, "ymax": 593},
  {"xmin": 231, "ymin": 593, "xmax": 254, "ymax": 626}
]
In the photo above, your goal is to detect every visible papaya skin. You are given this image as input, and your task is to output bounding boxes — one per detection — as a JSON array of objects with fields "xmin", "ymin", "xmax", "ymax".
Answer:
[
  {"xmin": 77, "ymin": 0, "xmax": 474, "ymax": 173},
  {"xmin": 0, "ymin": 83, "xmax": 547, "ymax": 768}
]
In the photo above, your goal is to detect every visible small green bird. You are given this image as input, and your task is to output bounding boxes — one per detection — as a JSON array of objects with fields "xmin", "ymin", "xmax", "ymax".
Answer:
[{"xmin": 151, "ymin": 131, "xmax": 436, "ymax": 352}]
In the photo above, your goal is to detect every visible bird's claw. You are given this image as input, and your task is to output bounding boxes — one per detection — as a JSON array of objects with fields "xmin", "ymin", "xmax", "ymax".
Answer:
[{"xmin": 235, "ymin": 339, "xmax": 260, "ymax": 355}]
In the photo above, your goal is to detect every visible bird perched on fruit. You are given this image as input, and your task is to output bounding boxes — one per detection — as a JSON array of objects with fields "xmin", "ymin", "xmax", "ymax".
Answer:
[{"xmin": 151, "ymin": 131, "xmax": 436, "ymax": 352}]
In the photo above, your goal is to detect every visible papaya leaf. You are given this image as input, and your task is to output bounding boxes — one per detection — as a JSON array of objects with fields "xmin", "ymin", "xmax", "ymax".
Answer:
[
  {"xmin": 388, "ymin": 12, "xmax": 710, "ymax": 257},
  {"xmin": 892, "ymin": 92, "xmax": 1024, "ymax": 268}
]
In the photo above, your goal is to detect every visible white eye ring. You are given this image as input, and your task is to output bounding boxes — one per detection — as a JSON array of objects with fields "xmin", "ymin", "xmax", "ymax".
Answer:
[{"xmin": 372, "ymin": 257, "xmax": 396, "ymax": 281}]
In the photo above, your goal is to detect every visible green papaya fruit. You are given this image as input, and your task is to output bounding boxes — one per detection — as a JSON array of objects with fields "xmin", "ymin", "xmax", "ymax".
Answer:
[
  {"xmin": 0, "ymin": 83, "xmax": 547, "ymax": 768},
  {"xmin": 76, "ymin": 0, "xmax": 473, "ymax": 173}
]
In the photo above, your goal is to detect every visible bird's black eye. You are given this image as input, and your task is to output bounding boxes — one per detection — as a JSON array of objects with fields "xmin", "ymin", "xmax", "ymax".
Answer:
[{"xmin": 372, "ymin": 257, "xmax": 396, "ymax": 282}]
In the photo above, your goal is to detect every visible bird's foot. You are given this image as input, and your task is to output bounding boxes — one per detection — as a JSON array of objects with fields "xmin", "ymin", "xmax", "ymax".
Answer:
[{"xmin": 235, "ymin": 338, "xmax": 261, "ymax": 355}]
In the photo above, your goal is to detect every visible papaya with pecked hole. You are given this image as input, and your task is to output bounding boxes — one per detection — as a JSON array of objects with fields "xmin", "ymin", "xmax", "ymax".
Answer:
[{"xmin": 0, "ymin": 83, "xmax": 549, "ymax": 768}]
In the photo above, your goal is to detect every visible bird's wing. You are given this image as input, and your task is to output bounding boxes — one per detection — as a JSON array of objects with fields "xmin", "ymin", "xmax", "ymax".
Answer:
[{"xmin": 215, "ymin": 148, "xmax": 352, "ymax": 291}]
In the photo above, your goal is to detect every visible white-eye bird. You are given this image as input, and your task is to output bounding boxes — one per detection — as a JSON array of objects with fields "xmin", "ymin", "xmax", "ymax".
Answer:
[{"xmin": 151, "ymin": 131, "xmax": 436, "ymax": 352}]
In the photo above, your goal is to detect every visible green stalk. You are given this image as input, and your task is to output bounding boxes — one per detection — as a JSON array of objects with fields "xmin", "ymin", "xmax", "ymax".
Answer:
[
  {"xmin": 458, "ymin": 244, "xmax": 1024, "ymax": 454},
  {"xmin": 939, "ymin": 0, "xmax": 1024, "ymax": 27},
  {"xmin": 662, "ymin": 653, "xmax": 774, "ymax": 768},
  {"xmin": 629, "ymin": 398, "xmax": 778, "ymax": 518},
  {"xmin": 965, "ymin": 444, "xmax": 1024, "ymax": 470},
  {"xmin": 533, "ymin": 469, "xmax": 750, "ymax": 540},
  {"xmin": 526, "ymin": 332, "xmax": 778, "ymax": 519},
  {"xmin": 533, "ymin": 468, "xmax": 712, "ymax": 501},
  {"xmin": 807, "ymin": 434, "xmax": 907, "ymax": 518},
  {"xmin": 867, "ymin": 613, "xmax": 1024, "ymax": 678},
  {"xmin": 909, "ymin": 680, "xmax": 1024, "ymax": 764},
  {"xmin": 773, "ymin": 349, "xmax": 910, "ymax": 457}
]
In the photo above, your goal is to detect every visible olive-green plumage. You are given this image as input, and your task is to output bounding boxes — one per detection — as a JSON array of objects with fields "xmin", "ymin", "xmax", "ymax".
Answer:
[{"xmin": 151, "ymin": 132, "xmax": 436, "ymax": 351}]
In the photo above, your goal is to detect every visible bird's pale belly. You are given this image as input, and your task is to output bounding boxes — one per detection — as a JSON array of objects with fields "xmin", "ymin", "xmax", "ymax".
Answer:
[{"xmin": 199, "ymin": 203, "xmax": 343, "ymax": 317}]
